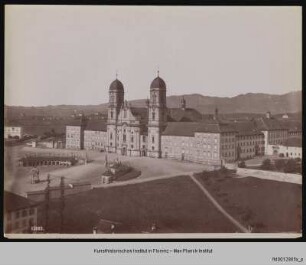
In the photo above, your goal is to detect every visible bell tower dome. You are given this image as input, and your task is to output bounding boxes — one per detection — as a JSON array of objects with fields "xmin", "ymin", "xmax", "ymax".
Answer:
[{"xmin": 107, "ymin": 74, "xmax": 124, "ymax": 153}]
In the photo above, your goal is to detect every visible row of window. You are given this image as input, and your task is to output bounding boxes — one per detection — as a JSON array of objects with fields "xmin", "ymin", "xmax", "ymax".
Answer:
[
  {"xmin": 269, "ymin": 131, "xmax": 287, "ymax": 138},
  {"xmin": 222, "ymin": 151, "xmax": 235, "ymax": 157},
  {"xmin": 6, "ymin": 217, "xmax": 34, "ymax": 232},
  {"xmin": 239, "ymin": 135, "xmax": 263, "ymax": 140},
  {"xmin": 6, "ymin": 208, "xmax": 35, "ymax": 221},
  {"xmin": 84, "ymin": 142, "xmax": 105, "ymax": 147},
  {"xmin": 66, "ymin": 140, "xmax": 80, "ymax": 145},
  {"xmin": 165, "ymin": 149, "xmax": 219, "ymax": 157},
  {"xmin": 222, "ymin": 144, "xmax": 235, "ymax": 150},
  {"xmin": 240, "ymin": 148, "xmax": 255, "ymax": 153},
  {"xmin": 238, "ymin": 141, "xmax": 264, "ymax": 146},
  {"xmin": 222, "ymin": 138, "xmax": 235, "ymax": 143},
  {"xmin": 269, "ymin": 139, "xmax": 284, "ymax": 145},
  {"xmin": 66, "ymin": 134, "xmax": 80, "ymax": 138}
]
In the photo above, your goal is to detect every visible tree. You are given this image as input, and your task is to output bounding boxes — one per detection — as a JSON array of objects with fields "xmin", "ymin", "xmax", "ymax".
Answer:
[
  {"xmin": 261, "ymin": 159, "xmax": 273, "ymax": 170},
  {"xmin": 274, "ymin": 159, "xmax": 286, "ymax": 171},
  {"xmin": 284, "ymin": 159, "xmax": 298, "ymax": 173},
  {"xmin": 294, "ymin": 157, "xmax": 302, "ymax": 163}
]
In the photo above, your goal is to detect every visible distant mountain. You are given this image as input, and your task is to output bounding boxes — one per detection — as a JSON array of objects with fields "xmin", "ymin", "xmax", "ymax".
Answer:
[{"xmin": 4, "ymin": 91, "xmax": 302, "ymax": 120}]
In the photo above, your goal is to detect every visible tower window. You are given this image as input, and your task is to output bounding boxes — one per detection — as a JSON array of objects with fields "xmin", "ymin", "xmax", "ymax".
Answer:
[
  {"xmin": 131, "ymin": 136, "xmax": 134, "ymax": 142},
  {"xmin": 110, "ymin": 133, "xmax": 113, "ymax": 140},
  {"xmin": 123, "ymin": 134, "xmax": 126, "ymax": 142},
  {"xmin": 152, "ymin": 112, "xmax": 155, "ymax": 120},
  {"xmin": 152, "ymin": 136, "xmax": 155, "ymax": 144},
  {"xmin": 110, "ymin": 111, "xmax": 113, "ymax": 119},
  {"xmin": 152, "ymin": 93, "xmax": 157, "ymax": 104}
]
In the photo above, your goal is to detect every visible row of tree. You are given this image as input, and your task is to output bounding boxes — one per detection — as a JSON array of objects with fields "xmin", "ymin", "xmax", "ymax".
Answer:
[{"xmin": 261, "ymin": 158, "xmax": 301, "ymax": 174}]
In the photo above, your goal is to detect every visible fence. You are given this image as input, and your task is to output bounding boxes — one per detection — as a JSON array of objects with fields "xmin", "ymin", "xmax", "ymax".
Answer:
[{"xmin": 26, "ymin": 182, "xmax": 91, "ymax": 202}]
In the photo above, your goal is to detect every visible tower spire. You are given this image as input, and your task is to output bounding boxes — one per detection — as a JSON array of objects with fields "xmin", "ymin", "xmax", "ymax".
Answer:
[
  {"xmin": 115, "ymin": 70, "xmax": 118, "ymax": 79},
  {"xmin": 157, "ymin": 66, "xmax": 159, "ymax": 77}
]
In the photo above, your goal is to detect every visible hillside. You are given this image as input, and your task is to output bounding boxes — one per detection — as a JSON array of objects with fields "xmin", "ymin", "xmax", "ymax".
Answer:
[{"xmin": 4, "ymin": 90, "xmax": 302, "ymax": 120}]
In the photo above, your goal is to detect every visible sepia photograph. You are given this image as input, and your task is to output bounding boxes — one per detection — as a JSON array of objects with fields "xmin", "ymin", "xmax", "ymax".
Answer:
[{"xmin": 3, "ymin": 5, "xmax": 302, "ymax": 238}]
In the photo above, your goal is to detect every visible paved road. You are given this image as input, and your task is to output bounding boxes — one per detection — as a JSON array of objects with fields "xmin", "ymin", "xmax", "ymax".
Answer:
[{"xmin": 189, "ymin": 174, "xmax": 249, "ymax": 233}]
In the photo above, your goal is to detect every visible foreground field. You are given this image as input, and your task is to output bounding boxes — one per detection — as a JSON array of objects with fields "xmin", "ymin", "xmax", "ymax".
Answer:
[
  {"xmin": 42, "ymin": 176, "xmax": 237, "ymax": 234},
  {"xmin": 39, "ymin": 172, "xmax": 301, "ymax": 234},
  {"xmin": 195, "ymin": 171, "xmax": 302, "ymax": 233}
]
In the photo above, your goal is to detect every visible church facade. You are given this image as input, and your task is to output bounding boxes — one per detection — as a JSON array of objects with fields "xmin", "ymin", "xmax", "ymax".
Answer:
[{"xmin": 107, "ymin": 74, "xmax": 167, "ymax": 158}]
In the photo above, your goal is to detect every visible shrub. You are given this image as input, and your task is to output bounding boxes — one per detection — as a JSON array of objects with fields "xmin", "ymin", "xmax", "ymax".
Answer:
[
  {"xmin": 294, "ymin": 157, "xmax": 302, "ymax": 163},
  {"xmin": 284, "ymin": 159, "xmax": 298, "ymax": 173},
  {"xmin": 261, "ymin": 159, "xmax": 273, "ymax": 170},
  {"xmin": 116, "ymin": 169, "xmax": 141, "ymax": 181},
  {"xmin": 238, "ymin": 161, "xmax": 246, "ymax": 168},
  {"xmin": 274, "ymin": 159, "xmax": 286, "ymax": 171}
]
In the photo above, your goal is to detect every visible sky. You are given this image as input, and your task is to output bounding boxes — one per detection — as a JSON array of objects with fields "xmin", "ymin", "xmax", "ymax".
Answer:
[{"xmin": 5, "ymin": 6, "xmax": 302, "ymax": 106}]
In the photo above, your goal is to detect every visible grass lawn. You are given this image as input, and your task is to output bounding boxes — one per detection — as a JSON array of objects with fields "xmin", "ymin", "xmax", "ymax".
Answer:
[
  {"xmin": 194, "ymin": 171, "xmax": 302, "ymax": 233},
  {"xmin": 41, "ymin": 176, "xmax": 237, "ymax": 234}
]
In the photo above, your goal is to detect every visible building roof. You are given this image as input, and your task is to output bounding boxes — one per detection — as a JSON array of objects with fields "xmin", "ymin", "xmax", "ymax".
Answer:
[
  {"xmin": 162, "ymin": 122, "xmax": 201, "ymax": 136},
  {"xmin": 167, "ymin": 108, "xmax": 203, "ymax": 122},
  {"xmin": 40, "ymin": 136, "xmax": 65, "ymax": 142},
  {"xmin": 130, "ymin": 107, "xmax": 148, "ymax": 121},
  {"xmin": 4, "ymin": 191, "xmax": 38, "ymax": 212},
  {"xmin": 4, "ymin": 119, "xmax": 22, "ymax": 127},
  {"xmin": 254, "ymin": 117, "xmax": 287, "ymax": 131},
  {"xmin": 162, "ymin": 122, "xmax": 236, "ymax": 137},
  {"xmin": 66, "ymin": 118, "xmax": 86, "ymax": 127},
  {"xmin": 230, "ymin": 121, "xmax": 264, "ymax": 136},
  {"xmin": 85, "ymin": 120, "xmax": 107, "ymax": 132},
  {"xmin": 109, "ymin": 79, "xmax": 124, "ymax": 92},
  {"xmin": 150, "ymin": 76, "xmax": 166, "ymax": 89},
  {"xmin": 278, "ymin": 119, "xmax": 302, "ymax": 132},
  {"xmin": 283, "ymin": 137, "xmax": 302, "ymax": 147}
]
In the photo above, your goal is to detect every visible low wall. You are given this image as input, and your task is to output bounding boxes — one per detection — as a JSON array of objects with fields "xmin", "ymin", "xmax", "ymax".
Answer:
[{"xmin": 236, "ymin": 168, "xmax": 302, "ymax": 185}]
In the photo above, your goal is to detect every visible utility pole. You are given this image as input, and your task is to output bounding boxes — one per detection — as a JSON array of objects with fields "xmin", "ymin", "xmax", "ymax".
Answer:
[
  {"xmin": 45, "ymin": 174, "xmax": 51, "ymax": 233},
  {"xmin": 59, "ymin": 176, "xmax": 65, "ymax": 233}
]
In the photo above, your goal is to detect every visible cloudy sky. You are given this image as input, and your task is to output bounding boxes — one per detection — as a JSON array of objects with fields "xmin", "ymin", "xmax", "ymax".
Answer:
[{"xmin": 5, "ymin": 6, "xmax": 301, "ymax": 106}]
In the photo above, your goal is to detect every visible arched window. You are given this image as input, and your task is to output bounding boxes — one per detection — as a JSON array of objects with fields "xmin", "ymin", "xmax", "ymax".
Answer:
[
  {"xmin": 152, "ymin": 93, "xmax": 157, "ymax": 104},
  {"xmin": 110, "ymin": 111, "xmax": 113, "ymax": 119},
  {"xmin": 152, "ymin": 112, "xmax": 155, "ymax": 120}
]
